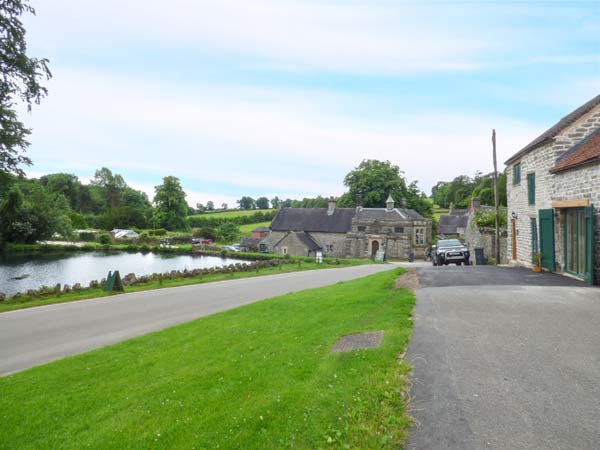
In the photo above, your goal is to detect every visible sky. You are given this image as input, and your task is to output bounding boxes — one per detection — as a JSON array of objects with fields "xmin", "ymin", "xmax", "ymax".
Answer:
[{"xmin": 19, "ymin": 0, "xmax": 600, "ymax": 207}]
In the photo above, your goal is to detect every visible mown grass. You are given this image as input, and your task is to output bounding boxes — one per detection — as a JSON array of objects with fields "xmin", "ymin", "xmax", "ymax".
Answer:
[
  {"xmin": 0, "ymin": 268, "xmax": 413, "ymax": 450},
  {"xmin": 189, "ymin": 209, "xmax": 272, "ymax": 219},
  {"xmin": 0, "ymin": 257, "xmax": 372, "ymax": 313}
]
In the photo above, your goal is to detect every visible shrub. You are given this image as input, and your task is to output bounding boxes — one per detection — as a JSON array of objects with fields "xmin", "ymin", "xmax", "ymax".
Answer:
[
  {"xmin": 473, "ymin": 209, "xmax": 507, "ymax": 229},
  {"xmin": 97, "ymin": 233, "xmax": 112, "ymax": 244},
  {"xmin": 78, "ymin": 231, "xmax": 96, "ymax": 242}
]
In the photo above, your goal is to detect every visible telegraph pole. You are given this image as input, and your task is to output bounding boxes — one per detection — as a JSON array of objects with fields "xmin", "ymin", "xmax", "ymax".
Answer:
[{"xmin": 492, "ymin": 129, "xmax": 500, "ymax": 264}]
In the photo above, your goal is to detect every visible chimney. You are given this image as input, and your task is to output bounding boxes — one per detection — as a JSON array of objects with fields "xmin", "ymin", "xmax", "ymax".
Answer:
[
  {"xmin": 449, "ymin": 202, "xmax": 455, "ymax": 215},
  {"xmin": 386, "ymin": 194, "xmax": 395, "ymax": 210},
  {"xmin": 401, "ymin": 197, "xmax": 407, "ymax": 209},
  {"xmin": 327, "ymin": 196, "xmax": 337, "ymax": 216}
]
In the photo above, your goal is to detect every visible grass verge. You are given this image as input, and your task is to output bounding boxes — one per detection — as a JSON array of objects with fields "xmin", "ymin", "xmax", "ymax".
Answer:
[
  {"xmin": 0, "ymin": 257, "xmax": 372, "ymax": 313},
  {"xmin": 0, "ymin": 268, "xmax": 413, "ymax": 450}
]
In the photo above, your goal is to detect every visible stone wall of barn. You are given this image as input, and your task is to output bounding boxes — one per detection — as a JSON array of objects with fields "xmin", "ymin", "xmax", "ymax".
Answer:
[{"xmin": 507, "ymin": 104, "xmax": 600, "ymax": 269}]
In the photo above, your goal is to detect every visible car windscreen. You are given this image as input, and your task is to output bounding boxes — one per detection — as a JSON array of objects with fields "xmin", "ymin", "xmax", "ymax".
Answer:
[{"xmin": 437, "ymin": 240, "xmax": 463, "ymax": 247}]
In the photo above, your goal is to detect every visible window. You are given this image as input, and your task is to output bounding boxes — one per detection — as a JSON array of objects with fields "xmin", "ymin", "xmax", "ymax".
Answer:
[
  {"xmin": 395, "ymin": 226, "xmax": 404, "ymax": 233},
  {"xmin": 530, "ymin": 218, "xmax": 538, "ymax": 255},
  {"xmin": 282, "ymin": 247, "xmax": 288, "ymax": 255},
  {"xmin": 326, "ymin": 244, "xmax": 334, "ymax": 253},
  {"xmin": 527, "ymin": 173, "xmax": 535, "ymax": 205},
  {"xmin": 513, "ymin": 163, "xmax": 521, "ymax": 185},
  {"xmin": 357, "ymin": 226, "xmax": 366, "ymax": 232},
  {"xmin": 414, "ymin": 227, "xmax": 425, "ymax": 245}
]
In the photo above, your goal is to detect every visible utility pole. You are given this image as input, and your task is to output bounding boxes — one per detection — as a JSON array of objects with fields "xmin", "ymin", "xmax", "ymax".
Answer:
[{"xmin": 492, "ymin": 129, "xmax": 500, "ymax": 265}]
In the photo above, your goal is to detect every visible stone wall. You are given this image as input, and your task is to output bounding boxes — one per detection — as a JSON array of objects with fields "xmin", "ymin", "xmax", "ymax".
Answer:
[
  {"xmin": 464, "ymin": 223, "xmax": 508, "ymax": 264},
  {"xmin": 308, "ymin": 232, "xmax": 350, "ymax": 258},
  {"xmin": 506, "ymin": 104, "xmax": 600, "ymax": 269}
]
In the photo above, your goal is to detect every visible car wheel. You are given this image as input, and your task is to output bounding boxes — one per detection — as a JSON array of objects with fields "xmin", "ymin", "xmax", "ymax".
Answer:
[
  {"xmin": 456, "ymin": 262, "xmax": 462, "ymax": 266},
  {"xmin": 444, "ymin": 261, "xmax": 449, "ymax": 266}
]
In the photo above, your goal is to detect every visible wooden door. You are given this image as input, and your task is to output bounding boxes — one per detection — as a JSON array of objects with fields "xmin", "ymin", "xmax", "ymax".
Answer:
[
  {"xmin": 371, "ymin": 240, "xmax": 379, "ymax": 257},
  {"xmin": 539, "ymin": 209, "xmax": 555, "ymax": 271}
]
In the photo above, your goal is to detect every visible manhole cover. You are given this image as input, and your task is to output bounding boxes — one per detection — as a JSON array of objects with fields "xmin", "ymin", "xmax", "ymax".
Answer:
[{"xmin": 331, "ymin": 331, "xmax": 384, "ymax": 353}]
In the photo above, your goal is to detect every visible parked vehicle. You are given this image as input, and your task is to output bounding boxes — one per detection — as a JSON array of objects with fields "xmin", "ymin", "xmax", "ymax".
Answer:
[
  {"xmin": 221, "ymin": 245, "xmax": 240, "ymax": 252},
  {"xmin": 192, "ymin": 238, "xmax": 214, "ymax": 245},
  {"xmin": 432, "ymin": 239, "xmax": 470, "ymax": 266}
]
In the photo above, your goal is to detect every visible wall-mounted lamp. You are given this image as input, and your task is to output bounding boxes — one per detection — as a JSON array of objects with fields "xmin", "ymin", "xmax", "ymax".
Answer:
[{"xmin": 511, "ymin": 211, "xmax": 518, "ymax": 220}]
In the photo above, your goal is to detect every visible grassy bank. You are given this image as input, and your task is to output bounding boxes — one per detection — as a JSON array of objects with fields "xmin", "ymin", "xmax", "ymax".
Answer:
[
  {"xmin": 0, "ymin": 268, "xmax": 413, "ymax": 450},
  {"xmin": 0, "ymin": 257, "xmax": 372, "ymax": 313}
]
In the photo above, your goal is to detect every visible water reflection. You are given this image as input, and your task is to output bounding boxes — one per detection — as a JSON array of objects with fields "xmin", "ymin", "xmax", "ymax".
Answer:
[{"xmin": 0, "ymin": 252, "xmax": 244, "ymax": 296}]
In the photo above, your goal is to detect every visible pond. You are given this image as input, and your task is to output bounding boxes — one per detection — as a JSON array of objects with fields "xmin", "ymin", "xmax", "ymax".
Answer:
[{"xmin": 0, "ymin": 252, "xmax": 246, "ymax": 297}]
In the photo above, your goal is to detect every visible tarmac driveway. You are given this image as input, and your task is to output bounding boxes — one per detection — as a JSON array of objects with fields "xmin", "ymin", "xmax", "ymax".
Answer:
[{"xmin": 406, "ymin": 265, "xmax": 600, "ymax": 450}]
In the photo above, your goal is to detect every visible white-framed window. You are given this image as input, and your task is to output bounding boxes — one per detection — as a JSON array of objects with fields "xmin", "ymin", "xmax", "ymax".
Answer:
[
  {"xmin": 282, "ymin": 247, "xmax": 288, "ymax": 255},
  {"xmin": 414, "ymin": 227, "xmax": 425, "ymax": 245},
  {"xmin": 326, "ymin": 244, "xmax": 334, "ymax": 253}
]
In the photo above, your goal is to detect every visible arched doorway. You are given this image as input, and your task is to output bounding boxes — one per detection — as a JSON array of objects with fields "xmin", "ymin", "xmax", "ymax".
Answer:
[{"xmin": 371, "ymin": 240, "xmax": 379, "ymax": 258}]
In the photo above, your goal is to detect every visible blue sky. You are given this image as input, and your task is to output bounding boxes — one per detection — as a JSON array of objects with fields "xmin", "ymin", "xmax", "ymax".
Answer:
[{"xmin": 20, "ymin": 0, "xmax": 600, "ymax": 206}]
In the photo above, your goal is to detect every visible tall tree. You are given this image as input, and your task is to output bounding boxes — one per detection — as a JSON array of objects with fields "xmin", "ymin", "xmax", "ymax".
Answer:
[
  {"xmin": 206, "ymin": 201, "xmax": 214, "ymax": 211},
  {"xmin": 153, "ymin": 176, "xmax": 189, "ymax": 230},
  {"xmin": 255, "ymin": 196, "xmax": 270, "ymax": 209},
  {"xmin": 237, "ymin": 196, "xmax": 256, "ymax": 210},
  {"xmin": 0, "ymin": 0, "xmax": 51, "ymax": 175},
  {"xmin": 90, "ymin": 167, "xmax": 126, "ymax": 209},
  {"xmin": 270, "ymin": 196, "xmax": 280, "ymax": 209},
  {"xmin": 340, "ymin": 159, "xmax": 432, "ymax": 216}
]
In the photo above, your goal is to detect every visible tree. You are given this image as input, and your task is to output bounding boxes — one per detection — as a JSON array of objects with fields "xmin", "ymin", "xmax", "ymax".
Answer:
[
  {"xmin": 215, "ymin": 222, "xmax": 240, "ymax": 243},
  {"xmin": 237, "ymin": 196, "xmax": 256, "ymax": 210},
  {"xmin": 0, "ymin": 182, "xmax": 72, "ymax": 243},
  {"xmin": 153, "ymin": 176, "xmax": 189, "ymax": 230},
  {"xmin": 206, "ymin": 201, "xmax": 214, "ymax": 211},
  {"xmin": 39, "ymin": 173, "xmax": 81, "ymax": 210},
  {"xmin": 90, "ymin": 167, "xmax": 127, "ymax": 209},
  {"xmin": 340, "ymin": 159, "xmax": 432, "ymax": 216},
  {"xmin": 256, "ymin": 196, "xmax": 270, "ymax": 209},
  {"xmin": 270, "ymin": 196, "xmax": 280, "ymax": 209},
  {"xmin": 196, "ymin": 203, "xmax": 205, "ymax": 212},
  {"xmin": 221, "ymin": 203, "xmax": 228, "ymax": 210},
  {"xmin": 0, "ymin": 0, "xmax": 52, "ymax": 175}
]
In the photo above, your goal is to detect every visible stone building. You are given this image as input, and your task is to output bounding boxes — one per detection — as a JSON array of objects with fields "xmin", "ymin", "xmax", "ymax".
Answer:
[
  {"xmin": 262, "ymin": 195, "xmax": 432, "ymax": 259},
  {"xmin": 438, "ymin": 204, "xmax": 469, "ymax": 238},
  {"xmin": 505, "ymin": 94, "xmax": 600, "ymax": 285}
]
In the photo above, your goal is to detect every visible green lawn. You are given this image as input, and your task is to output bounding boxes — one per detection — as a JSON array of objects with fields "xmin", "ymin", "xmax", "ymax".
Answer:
[
  {"xmin": 189, "ymin": 209, "xmax": 272, "ymax": 219},
  {"xmin": 0, "ymin": 269, "xmax": 414, "ymax": 450},
  {"xmin": 239, "ymin": 221, "xmax": 271, "ymax": 235}
]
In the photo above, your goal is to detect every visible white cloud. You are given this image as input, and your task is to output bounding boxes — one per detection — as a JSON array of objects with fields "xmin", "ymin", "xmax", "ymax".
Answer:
[{"xmin": 24, "ymin": 68, "xmax": 541, "ymax": 197}]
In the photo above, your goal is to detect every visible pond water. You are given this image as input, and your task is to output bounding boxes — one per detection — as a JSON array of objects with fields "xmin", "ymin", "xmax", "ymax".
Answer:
[{"xmin": 0, "ymin": 252, "xmax": 246, "ymax": 297}]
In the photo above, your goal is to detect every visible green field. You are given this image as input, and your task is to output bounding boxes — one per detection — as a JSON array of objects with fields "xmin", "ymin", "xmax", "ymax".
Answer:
[
  {"xmin": 189, "ymin": 209, "xmax": 273, "ymax": 219},
  {"xmin": 0, "ymin": 269, "xmax": 413, "ymax": 450}
]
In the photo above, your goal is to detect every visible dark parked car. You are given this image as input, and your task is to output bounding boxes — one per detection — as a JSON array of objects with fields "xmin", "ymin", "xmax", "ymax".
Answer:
[{"xmin": 432, "ymin": 239, "xmax": 470, "ymax": 266}]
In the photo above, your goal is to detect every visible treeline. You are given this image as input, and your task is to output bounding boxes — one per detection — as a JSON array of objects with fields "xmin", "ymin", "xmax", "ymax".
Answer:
[
  {"xmin": 431, "ymin": 171, "xmax": 507, "ymax": 209},
  {"xmin": 0, "ymin": 168, "xmax": 189, "ymax": 244}
]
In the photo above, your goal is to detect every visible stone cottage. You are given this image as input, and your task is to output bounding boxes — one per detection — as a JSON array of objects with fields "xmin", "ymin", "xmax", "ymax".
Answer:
[
  {"xmin": 262, "ymin": 195, "xmax": 432, "ymax": 259},
  {"xmin": 438, "ymin": 204, "xmax": 469, "ymax": 238},
  {"xmin": 505, "ymin": 94, "xmax": 600, "ymax": 285}
]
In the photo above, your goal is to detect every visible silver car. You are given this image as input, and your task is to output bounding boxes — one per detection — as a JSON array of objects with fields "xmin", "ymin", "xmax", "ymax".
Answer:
[{"xmin": 432, "ymin": 239, "xmax": 470, "ymax": 266}]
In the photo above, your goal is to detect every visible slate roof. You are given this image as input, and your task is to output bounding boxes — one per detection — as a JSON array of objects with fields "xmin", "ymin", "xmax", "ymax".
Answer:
[
  {"xmin": 296, "ymin": 232, "xmax": 322, "ymax": 251},
  {"xmin": 271, "ymin": 208, "xmax": 355, "ymax": 233},
  {"xmin": 252, "ymin": 226, "xmax": 270, "ymax": 232},
  {"xmin": 505, "ymin": 94, "xmax": 600, "ymax": 165},
  {"xmin": 240, "ymin": 237, "xmax": 262, "ymax": 247},
  {"xmin": 355, "ymin": 208, "xmax": 426, "ymax": 221},
  {"xmin": 550, "ymin": 127, "xmax": 600, "ymax": 173},
  {"xmin": 438, "ymin": 214, "xmax": 468, "ymax": 235}
]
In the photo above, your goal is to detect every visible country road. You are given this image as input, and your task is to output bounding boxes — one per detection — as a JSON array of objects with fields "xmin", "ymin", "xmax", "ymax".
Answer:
[{"xmin": 0, "ymin": 264, "xmax": 395, "ymax": 376}]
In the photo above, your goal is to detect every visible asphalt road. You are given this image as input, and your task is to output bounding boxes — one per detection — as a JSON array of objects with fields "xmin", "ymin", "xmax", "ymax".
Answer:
[
  {"xmin": 0, "ymin": 264, "xmax": 394, "ymax": 376},
  {"xmin": 406, "ymin": 265, "xmax": 600, "ymax": 450}
]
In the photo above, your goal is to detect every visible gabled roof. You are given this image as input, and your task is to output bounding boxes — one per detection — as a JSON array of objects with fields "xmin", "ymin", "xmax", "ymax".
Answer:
[
  {"xmin": 295, "ymin": 232, "xmax": 322, "ymax": 251},
  {"xmin": 240, "ymin": 237, "xmax": 262, "ymax": 247},
  {"xmin": 550, "ymin": 127, "xmax": 600, "ymax": 173},
  {"xmin": 271, "ymin": 208, "xmax": 355, "ymax": 233},
  {"xmin": 438, "ymin": 214, "xmax": 469, "ymax": 235},
  {"xmin": 355, "ymin": 207, "xmax": 426, "ymax": 221},
  {"xmin": 505, "ymin": 94, "xmax": 600, "ymax": 165}
]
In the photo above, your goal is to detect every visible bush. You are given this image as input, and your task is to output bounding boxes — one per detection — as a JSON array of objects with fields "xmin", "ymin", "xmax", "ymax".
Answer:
[
  {"xmin": 78, "ymin": 231, "xmax": 96, "ymax": 242},
  {"xmin": 148, "ymin": 228, "xmax": 167, "ymax": 237},
  {"xmin": 473, "ymin": 209, "xmax": 507, "ymax": 229},
  {"xmin": 97, "ymin": 233, "xmax": 112, "ymax": 244}
]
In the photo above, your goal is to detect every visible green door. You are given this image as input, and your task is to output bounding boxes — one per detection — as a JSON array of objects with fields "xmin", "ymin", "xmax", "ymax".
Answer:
[
  {"xmin": 585, "ymin": 205, "xmax": 595, "ymax": 285},
  {"xmin": 539, "ymin": 209, "xmax": 555, "ymax": 271}
]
